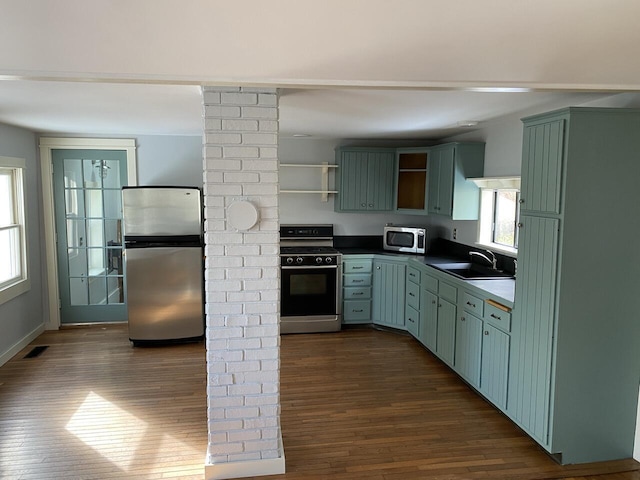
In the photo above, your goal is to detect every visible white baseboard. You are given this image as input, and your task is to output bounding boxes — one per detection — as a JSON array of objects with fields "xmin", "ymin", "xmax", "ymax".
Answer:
[
  {"xmin": 0, "ymin": 323, "xmax": 46, "ymax": 367},
  {"xmin": 204, "ymin": 434, "xmax": 285, "ymax": 480}
]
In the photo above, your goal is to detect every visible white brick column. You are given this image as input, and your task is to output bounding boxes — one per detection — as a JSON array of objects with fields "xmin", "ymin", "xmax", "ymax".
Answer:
[{"xmin": 202, "ymin": 87, "xmax": 284, "ymax": 479}]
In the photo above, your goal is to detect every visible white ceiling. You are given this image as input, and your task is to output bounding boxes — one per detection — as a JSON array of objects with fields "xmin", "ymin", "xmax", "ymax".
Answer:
[
  {"xmin": 0, "ymin": 1, "xmax": 638, "ymax": 139},
  {"xmin": 0, "ymin": 80, "xmax": 614, "ymax": 139}
]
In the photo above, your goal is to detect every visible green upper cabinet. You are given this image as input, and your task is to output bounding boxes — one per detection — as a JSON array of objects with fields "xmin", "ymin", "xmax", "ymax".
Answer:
[
  {"xmin": 520, "ymin": 118, "xmax": 565, "ymax": 215},
  {"xmin": 427, "ymin": 142, "xmax": 485, "ymax": 220},
  {"xmin": 335, "ymin": 148, "xmax": 396, "ymax": 212},
  {"xmin": 395, "ymin": 147, "xmax": 429, "ymax": 214}
]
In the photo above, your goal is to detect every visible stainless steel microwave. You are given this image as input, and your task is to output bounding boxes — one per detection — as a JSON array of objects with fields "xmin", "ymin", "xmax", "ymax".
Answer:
[{"xmin": 383, "ymin": 226, "xmax": 428, "ymax": 254}]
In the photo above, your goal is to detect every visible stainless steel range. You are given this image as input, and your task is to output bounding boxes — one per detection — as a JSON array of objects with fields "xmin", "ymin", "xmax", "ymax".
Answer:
[{"xmin": 280, "ymin": 225, "xmax": 342, "ymax": 334}]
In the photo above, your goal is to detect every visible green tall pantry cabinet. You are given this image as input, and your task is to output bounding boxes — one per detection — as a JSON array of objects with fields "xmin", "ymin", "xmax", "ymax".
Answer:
[{"xmin": 508, "ymin": 107, "xmax": 640, "ymax": 464}]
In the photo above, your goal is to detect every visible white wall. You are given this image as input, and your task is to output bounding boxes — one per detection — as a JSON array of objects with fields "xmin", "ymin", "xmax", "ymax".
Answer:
[
  {"xmin": 279, "ymin": 137, "xmax": 433, "ymax": 236},
  {"xmin": 0, "ymin": 123, "xmax": 46, "ymax": 365}
]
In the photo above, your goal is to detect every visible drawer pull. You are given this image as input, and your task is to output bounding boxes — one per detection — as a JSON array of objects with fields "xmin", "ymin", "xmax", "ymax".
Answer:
[
  {"xmin": 466, "ymin": 301, "xmax": 476, "ymax": 308},
  {"xmin": 353, "ymin": 292, "xmax": 364, "ymax": 296},
  {"xmin": 352, "ymin": 279, "xmax": 364, "ymax": 283},
  {"xmin": 353, "ymin": 309, "xmax": 364, "ymax": 313},
  {"xmin": 352, "ymin": 266, "xmax": 363, "ymax": 270},
  {"xmin": 490, "ymin": 313, "xmax": 502, "ymax": 320}
]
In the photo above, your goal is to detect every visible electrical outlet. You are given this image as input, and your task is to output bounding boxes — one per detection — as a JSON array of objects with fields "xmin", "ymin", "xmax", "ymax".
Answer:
[{"xmin": 453, "ymin": 228, "xmax": 457, "ymax": 240}]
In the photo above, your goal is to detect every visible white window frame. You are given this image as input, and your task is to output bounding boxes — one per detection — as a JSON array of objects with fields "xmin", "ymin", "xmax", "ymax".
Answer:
[
  {"xmin": 473, "ymin": 177, "xmax": 521, "ymax": 257},
  {"xmin": 0, "ymin": 156, "xmax": 30, "ymax": 305}
]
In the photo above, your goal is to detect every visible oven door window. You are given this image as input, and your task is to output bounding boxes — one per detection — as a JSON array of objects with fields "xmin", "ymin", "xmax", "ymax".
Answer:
[
  {"xmin": 281, "ymin": 267, "xmax": 337, "ymax": 317},
  {"xmin": 386, "ymin": 231, "xmax": 415, "ymax": 248}
]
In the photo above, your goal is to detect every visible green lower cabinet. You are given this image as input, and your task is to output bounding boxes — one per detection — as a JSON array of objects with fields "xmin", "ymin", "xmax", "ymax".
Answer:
[
  {"xmin": 343, "ymin": 300, "xmax": 371, "ymax": 323},
  {"xmin": 342, "ymin": 256, "xmax": 373, "ymax": 324},
  {"xmin": 405, "ymin": 304, "xmax": 419, "ymax": 337},
  {"xmin": 419, "ymin": 289, "xmax": 438, "ymax": 351},
  {"xmin": 454, "ymin": 313, "xmax": 483, "ymax": 388},
  {"xmin": 372, "ymin": 259, "xmax": 406, "ymax": 328},
  {"xmin": 480, "ymin": 323, "xmax": 510, "ymax": 410},
  {"xmin": 435, "ymin": 298, "xmax": 456, "ymax": 367}
]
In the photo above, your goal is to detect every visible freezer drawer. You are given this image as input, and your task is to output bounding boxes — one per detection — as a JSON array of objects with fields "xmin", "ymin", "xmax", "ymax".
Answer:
[{"xmin": 125, "ymin": 246, "xmax": 204, "ymax": 341}]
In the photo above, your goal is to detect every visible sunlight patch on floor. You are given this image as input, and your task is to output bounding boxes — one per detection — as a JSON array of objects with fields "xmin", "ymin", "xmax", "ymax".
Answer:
[
  {"xmin": 65, "ymin": 391, "xmax": 148, "ymax": 471},
  {"xmin": 65, "ymin": 391, "xmax": 202, "ymax": 473}
]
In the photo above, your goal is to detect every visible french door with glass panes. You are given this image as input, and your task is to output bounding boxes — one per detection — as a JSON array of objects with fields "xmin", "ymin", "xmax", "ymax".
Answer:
[{"xmin": 52, "ymin": 149, "xmax": 128, "ymax": 323}]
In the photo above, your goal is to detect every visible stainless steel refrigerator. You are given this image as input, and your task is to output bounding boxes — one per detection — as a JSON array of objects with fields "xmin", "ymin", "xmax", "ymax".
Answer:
[{"xmin": 122, "ymin": 186, "xmax": 204, "ymax": 345}]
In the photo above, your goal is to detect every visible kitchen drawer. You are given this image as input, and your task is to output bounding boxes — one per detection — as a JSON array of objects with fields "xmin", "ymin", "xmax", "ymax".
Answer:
[
  {"xmin": 406, "ymin": 281, "xmax": 420, "ymax": 309},
  {"xmin": 405, "ymin": 304, "xmax": 419, "ymax": 337},
  {"xmin": 344, "ymin": 286, "xmax": 371, "ymax": 300},
  {"xmin": 462, "ymin": 291, "xmax": 484, "ymax": 317},
  {"xmin": 343, "ymin": 300, "xmax": 371, "ymax": 322},
  {"xmin": 422, "ymin": 274, "xmax": 438, "ymax": 294},
  {"xmin": 343, "ymin": 260, "xmax": 372, "ymax": 274},
  {"xmin": 407, "ymin": 266, "xmax": 421, "ymax": 284},
  {"xmin": 343, "ymin": 273, "xmax": 371, "ymax": 287},
  {"xmin": 484, "ymin": 301, "xmax": 511, "ymax": 332},
  {"xmin": 439, "ymin": 281, "xmax": 457, "ymax": 304}
]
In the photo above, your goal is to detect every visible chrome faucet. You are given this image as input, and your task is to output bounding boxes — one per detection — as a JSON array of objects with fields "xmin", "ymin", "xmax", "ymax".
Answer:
[{"xmin": 469, "ymin": 249, "xmax": 498, "ymax": 270}]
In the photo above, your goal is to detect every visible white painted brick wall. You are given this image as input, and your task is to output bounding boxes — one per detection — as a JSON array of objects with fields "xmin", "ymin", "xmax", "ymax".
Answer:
[{"xmin": 202, "ymin": 86, "xmax": 282, "ymax": 466}]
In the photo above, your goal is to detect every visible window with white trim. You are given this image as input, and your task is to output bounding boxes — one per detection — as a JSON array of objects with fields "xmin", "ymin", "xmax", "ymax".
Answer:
[
  {"xmin": 0, "ymin": 156, "xmax": 29, "ymax": 304},
  {"xmin": 475, "ymin": 177, "xmax": 521, "ymax": 255}
]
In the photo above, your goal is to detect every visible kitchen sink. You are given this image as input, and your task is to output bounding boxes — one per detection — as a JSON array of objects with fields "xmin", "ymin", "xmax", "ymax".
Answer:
[{"xmin": 432, "ymin": 263, "xmax": 514, "ymax": 280}]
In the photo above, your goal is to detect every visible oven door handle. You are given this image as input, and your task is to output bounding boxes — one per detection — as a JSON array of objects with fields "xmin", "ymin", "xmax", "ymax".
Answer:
[{"xmin": 281, "ymin": 265, "xmax": 339, "ymax": 270}]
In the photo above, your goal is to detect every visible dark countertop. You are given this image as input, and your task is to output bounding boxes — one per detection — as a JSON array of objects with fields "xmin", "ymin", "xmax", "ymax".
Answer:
[{"xmin": 339, "ymin": 248, "xmax": 515, "ymax": 306}]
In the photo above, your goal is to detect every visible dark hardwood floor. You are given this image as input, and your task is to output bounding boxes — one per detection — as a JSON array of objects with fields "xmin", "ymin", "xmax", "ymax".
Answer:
[{"xmin": 0, "ymin": 324, "xmax": 638, "ymax": 479}]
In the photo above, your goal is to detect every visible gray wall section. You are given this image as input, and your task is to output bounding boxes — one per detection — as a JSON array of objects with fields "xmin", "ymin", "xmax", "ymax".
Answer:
[
  {"xmin": 135, "ymin": 135, "xmax": 203, "ymax": 187},
  {"xmin": 0, "ymin": 123, "xmax": 46, "ymax": 359}
]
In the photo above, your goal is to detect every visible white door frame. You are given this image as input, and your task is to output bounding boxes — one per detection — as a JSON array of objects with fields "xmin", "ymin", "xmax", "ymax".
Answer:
[{"xmin": 39, "ymin": 138, "xmax": 137, "ymax": 330}]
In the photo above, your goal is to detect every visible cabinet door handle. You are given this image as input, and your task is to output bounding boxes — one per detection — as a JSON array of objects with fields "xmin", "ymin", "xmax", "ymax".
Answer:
[
  {"xmin": 408, "ymin": 317, "xmax": 414, "ymax": 323},
  {"xmin": 409, "ymin": 292, "xmax": 415, "ymax": 297},
  {"xmin": 432, "ymin": 300, "xmax": 436, "ymax": 305},
  {"xmin": 361, "ymin": 203, "xmax": 366, "ymax": 207},
  {"xmin": 376, "ymin": 266, "xmax": 381, "ymax": 270},
  {"xmin": 438, "ymin": 303, "xmax": 442, "ymax": 308},
  {"xmin": 490, "ymin": 313, "xmax": 502, "ymax": 320},
  {"xmin": 466, "ymin": 301, "xmax": 476, "ymax": 308},
  {"xmin": 484, "ymin": 331, "xmax": 489, "ymax": 335},
  {"xmin": 519, "ymin": 199, "xmax": 525, "ymax": 204},
  {"xmin": 461, "ymin": 316, "xmax": 466, "ymax": 322},
  {"xmin": 517, "ymin": 222, "xmax": 524, "ymax": 228},
  {"xmin": 368, "ymin": 204, "xmax": 374, "ymax": 208}
]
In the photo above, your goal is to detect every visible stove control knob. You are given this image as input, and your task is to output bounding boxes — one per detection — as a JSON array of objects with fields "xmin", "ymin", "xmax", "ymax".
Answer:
[
  {"xmin": 296, "ymin": 257, "xmax": 304, "ymax": 264},
  {"xmin": 315, "ymin": 257, "xmax": 323, "ymax": 264},
  {"xmin": 286, "ymin": 257, "xmax": 294, "ymax": 265},
  {"xmin": 325, "ymin": 257, "xmax": 333, "ymax": 264}
]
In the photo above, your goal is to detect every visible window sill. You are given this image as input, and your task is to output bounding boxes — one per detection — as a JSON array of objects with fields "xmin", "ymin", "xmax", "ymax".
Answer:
[
  {"xmin": 475, "ymin": 241, "xmax": 517, "ymax": 258},
  {"xmin": 0, "ymin": 278, "xmax": 31, "ymax": 306}
]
